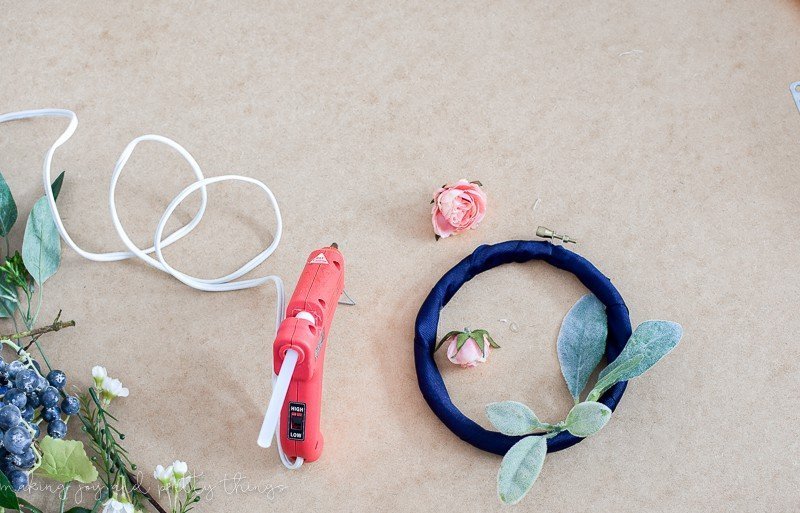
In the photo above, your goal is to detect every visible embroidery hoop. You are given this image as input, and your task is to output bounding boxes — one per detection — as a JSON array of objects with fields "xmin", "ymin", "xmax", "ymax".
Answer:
[{"xmin": 414, "ymin": 240, "xmax": 632, "ymax": 455}]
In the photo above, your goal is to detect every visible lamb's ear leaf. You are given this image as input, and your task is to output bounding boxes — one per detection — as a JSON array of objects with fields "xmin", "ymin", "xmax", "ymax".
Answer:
[
  {"xmin": 486, "ymin": 401, "xmax": 548, "ymax": 435},
  {"xmin": 565, "ymin": 401, "xmax": 612, "ymax": 437},
  {"xmin": 557, "ymin": 294, "xmax": 608, "ymax": 401},
  {"xmin": 586, "ymin": 354, "xmax": 644, "ymax": 402},
  {"xmin": 598, "ymin": 321, "xmax": 683, "ymax": 382},
  {"xmin": 434, "ymin": 331, "xmax": 462, "ymax": 352},
  {"xmin": 497, "ymin": 436, "xmax": 547, "ymax": 505}
]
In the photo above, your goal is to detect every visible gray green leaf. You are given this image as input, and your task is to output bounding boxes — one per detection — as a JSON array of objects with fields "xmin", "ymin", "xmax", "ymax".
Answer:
[
  {"xmin": 0, "ymin": 172, "xmax": 17, "ymax": 237},
  {"xmin": 586, "ymin": 354, "xmax": 644, "ymax": 402},
  {"xmin": 598, "ymin": 320, "xmax": 683, "ymax": 382},
  {"xmin": 497, "ymin": 435, "xmax": 547, "ymax": 505},
  {"xmin": 22, "ymin": 196, "xmax": 61, "ymax": 285},
  {"xmin": 35, "ymin": 436, "xmax": 99, "ymax": 484},
  {"xmin": 557, "ymin": 294, "xmax": 608, "ymax": 401},
  {"xmin": 565, "ymin": 401, "xmax": 612, "ymax": 437},
  {"xmin": 486, "ymin": 401, "xmax": 548, "ymax": 436}
]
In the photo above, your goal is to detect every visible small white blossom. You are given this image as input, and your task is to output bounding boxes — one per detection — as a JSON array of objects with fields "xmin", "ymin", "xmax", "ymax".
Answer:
[
  {"xmin": 172, "ymin": 460, "xmax": 188, "ymax": 478},
  {"xmin": 92, "ymin": 366, "xmax": 108, "ymax": 387},
  {"xmin": 153, "ymin": 464, "xmax": 173, "ymax": 486},
  {"xmin": 100, "ymin": 376, "xmax": 129, "ymax": 404},
  {"xmin": 101, "ymin": 498, "xmax": 134, "ymax": 513}
]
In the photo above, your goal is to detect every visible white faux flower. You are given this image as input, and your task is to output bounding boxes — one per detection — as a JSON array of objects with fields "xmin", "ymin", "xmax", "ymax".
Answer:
[
  {"xmin": 172, "ymin": 460, "xmax": 188, "ymax": 478},
  {"xmin": 100, "ymin": 376, "xmax": 129, "ymax": 404},
  {"xmin": 153, "ymin": 464, "xmax": 174, "ymax": 486},
  {"xmin": 92, "ymin": 366, "xmax": 108, "ymax": 387},
  {"xmin": 101, "ymin": 498, "xmax": 134, "ymax": 513}
]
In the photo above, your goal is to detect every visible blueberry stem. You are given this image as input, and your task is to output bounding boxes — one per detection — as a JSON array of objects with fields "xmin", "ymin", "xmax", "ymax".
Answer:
[{"xmin": 0, "ymin": 317, "xmax": 75, "ymax": 344}]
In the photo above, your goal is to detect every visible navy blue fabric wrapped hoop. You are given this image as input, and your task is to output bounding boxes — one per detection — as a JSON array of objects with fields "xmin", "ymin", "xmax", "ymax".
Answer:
[{"xmin": 414, "ymin": 240, "xmax": 632, "ymax": 456}]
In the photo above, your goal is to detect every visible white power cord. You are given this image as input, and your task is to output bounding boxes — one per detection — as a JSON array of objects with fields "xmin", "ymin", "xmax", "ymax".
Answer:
[{"xmin": 0, "ymin": 108, "xmax": 302, "ymax": 469}]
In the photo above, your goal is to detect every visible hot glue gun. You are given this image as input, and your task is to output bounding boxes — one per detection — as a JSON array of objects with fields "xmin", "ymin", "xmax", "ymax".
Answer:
[{"xmin": 257, "ymin": 244, "xmax": 346, "ymax": 469}]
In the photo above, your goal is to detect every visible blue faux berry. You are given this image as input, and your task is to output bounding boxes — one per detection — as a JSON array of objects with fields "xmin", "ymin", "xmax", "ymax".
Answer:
[
  {"xmin": 40, "ymin": 386, "xmax": 60, "ymax": 409},
  {"xmin": 41, "ymin": 407, "xmax": 59, "ymax": 423},
  {"xmin": 14, "ymin": 369, "xmax": 38, "ymax": 394},
  {"xmin": 6, "ymin": 361, "xmax": 25, "ymax": 380},
  {"xmin": 3, "ymin": 389, "xmax": 26, "ymax": 410},
  {"xmin": 46, "ymin": 370, "xmax": 67, "ymax": 390},
  {"xmin": 47, "ymin": 419, "xmax": 67, "ymax": 439},
  {"xmin": 20, "ymin": 405, "xmax": 33, "ymax": 422},
  {"xmin": 0, "ymin": 405, "xmax": 21, "ymax": 430},
  {"xmin": 26, "ymin": 392, "xmax": 40, "ymax": 409},
  {"xmin": 60, "ymin": 395, "xmax": 79, "ymax": 416},
  {"xmin": 8, "ymin": 469, "xmax": 28, "ymax": 491},
  {"xmin": 9, "ymin": 447, "xmax": 35, "ymax": 470},
  {"xmin": 33, "ymin": 375, "xmax": 47, "ymax": 393},
  {"xmin": 3, "ymin": 426, "xmax": 31, "ymax": 455},
  {"xmin": 19, "ymin": 406, "xmax": 36, "ymax": 422}
]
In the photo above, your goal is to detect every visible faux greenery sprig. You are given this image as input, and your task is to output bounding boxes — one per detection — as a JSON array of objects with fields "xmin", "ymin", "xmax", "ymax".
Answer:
[
  {"xmin": 0, "ymin": 169, "xmax": 202, "ymax": 513},
  {"xmin": 78, "ymin": 386, "xmax": 145, "ymax": 511},
  {"xmin": 486, "ymin": 294, "xmax": 683, "ymax": 504}
]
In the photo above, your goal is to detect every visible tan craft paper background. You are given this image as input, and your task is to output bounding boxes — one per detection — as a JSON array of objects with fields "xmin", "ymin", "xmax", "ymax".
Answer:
[{"xmin": 0, "ymin": 1, "xmax": 797, "ymax": 511}]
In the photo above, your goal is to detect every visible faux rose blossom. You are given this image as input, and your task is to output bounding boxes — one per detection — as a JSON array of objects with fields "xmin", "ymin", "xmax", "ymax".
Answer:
[
  {"xmin": 431, "ymin": 179, "xmax": 487, "ymax": 239},
  {"xmin": 435, "ymin": 329, "xmax": 500, "ymax": 368}
]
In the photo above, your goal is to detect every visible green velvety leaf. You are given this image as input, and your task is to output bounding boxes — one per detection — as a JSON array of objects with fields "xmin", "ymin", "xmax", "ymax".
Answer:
[
  {"xmin": 565, "ymin": 401, "xmax": 612, "ymax": 437},
  {"xmin": 486, "ymin": 401, "xmax": 548, "ymax": 435},
  {"xmin": 497, "ymin": 435, "xmax": 547, "ymax": 505},
  {"xmin": 22, "ymin": 196, "xmax": 61, "ymax": 285},
  {"xmin": 0, "ymin": 172, "xmax": 17, "ymax": 237},
  {"xmin": 35, "ymin": 436, "xmax": 99, "ymax": 484},
  {"xmin": 0, "ymin": 468, "xmax": 19, "ymax": 509},
  {"xmin": 586, "ymin": 354, "xmax": 644, "ymax": 402},
  {"xmin": 557, "ymin": 294, "xmax": 608, "ymax": 401},
  {"xmin": 598, "ymin": 321, "xmax": 683, "ymax": 383}
]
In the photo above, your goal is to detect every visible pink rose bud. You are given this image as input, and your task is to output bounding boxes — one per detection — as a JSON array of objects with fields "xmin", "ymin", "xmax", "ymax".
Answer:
[
  {"xmin": 431, "ymin": 179, "xmax": 487, "ymax": 239},
  {"xmin": 435, "ymin": 329, "xmax": 501, "ymax": 368},
  {"xmin": 447, "ymin": 335, "xmax": 489, "ymax": 368}
]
